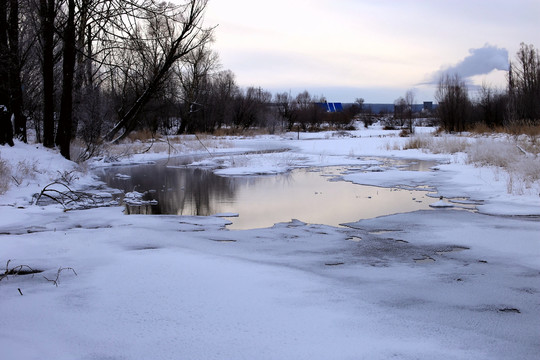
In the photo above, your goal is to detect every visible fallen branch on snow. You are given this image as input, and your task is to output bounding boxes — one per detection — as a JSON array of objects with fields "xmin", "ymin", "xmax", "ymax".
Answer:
[{"xmin": 43, "ymin": 267, "xmax": 78, "ymax": 287}]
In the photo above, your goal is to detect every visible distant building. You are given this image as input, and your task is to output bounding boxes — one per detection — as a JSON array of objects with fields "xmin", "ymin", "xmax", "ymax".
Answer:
[
  {"xmin": 315, "ymin": 102, "xmax": 344, "ymax": 113},
  {"xmin": 337, "ymin": 102, "xmax": 437, "ymax": 114}
]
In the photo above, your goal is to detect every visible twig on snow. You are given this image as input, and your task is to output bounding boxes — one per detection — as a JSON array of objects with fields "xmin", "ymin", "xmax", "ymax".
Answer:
[
  {"xmin": 0, "ymin": 259, "xmax": 39, "ymax": 282},
  {"xmin": 43, "ymin": 267, "xmax": 78, "ymax": 287}
]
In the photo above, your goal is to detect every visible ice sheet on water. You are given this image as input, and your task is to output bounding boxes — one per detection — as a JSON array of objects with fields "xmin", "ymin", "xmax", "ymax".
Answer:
[
  {"xmin": 429, "ymin": 199, "xmax": 454, "ymax": 208},
  {"xmin": 212, "ymin": 212, "xmax": 239, "ymax": 218}
]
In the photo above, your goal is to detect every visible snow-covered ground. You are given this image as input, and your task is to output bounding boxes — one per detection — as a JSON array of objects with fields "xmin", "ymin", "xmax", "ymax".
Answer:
[{"xmin": 1, "ymin": 125, "xmax": 539, "ymax": 359}]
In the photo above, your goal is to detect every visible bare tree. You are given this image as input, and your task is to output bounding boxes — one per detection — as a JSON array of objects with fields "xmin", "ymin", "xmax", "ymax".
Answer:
[
  {"xmin": 275, "ymin": 91, "xmax": 296, "ymax": 131},
  {"xmin": 105, "ymin": 0, "xmax": 213, "ymax": 142},
  {"xmin": 176, "ymin": 43, "xmax": 219, "ymax": 134},
  {"xmin": 232, "ymin": 87, "xmax": 265, "ymax": 130},
  {"xmin": 435, "ymin": 73, "xmax": 470, "ymax": 132},
  {"xmin": 508, "ymin": 43, "xmax": 540, "ymax": 124},
  {"xmin": 294, "ymin": 90, "xmax": 320, "ymax": 131},
  {"xmin": 209, "ymin": 69, "xmax": 237, "ymax": 130},
  {"xmin": 404, "ymin": 89, "xmax": 415, "ymax": 133},
  {"xmin": 474, "ymin": 83, "xmax": 507, "ymax": 128},
  {"xmin": 393, "ymin": 97, "xmax": 406, "ymax": 128}
]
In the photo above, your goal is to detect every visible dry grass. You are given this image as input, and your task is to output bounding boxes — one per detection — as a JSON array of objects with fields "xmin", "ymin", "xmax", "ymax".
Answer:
[
  {"xmin": 11, "ymin": 160, "xmax": 39, "ymax": 187},
  {"xmin": 505, "ymin": 123, "xmax": 540, "ymax": 137},
  {"xmin": 213, "ymin": 128, "xmax": 241, "ymax": 136},
  {"xmin": 402, "ymin": 132, "xmax": 540, "ymax": 195},
  {"xmin": 403, "ymin": 134, "xmax": 433, "ymax": 150},
  {"xmin": 384, "ymin": 141, "xmax": 401, "ymax": 151},
  {"xmin": 0, "ymin": 157, "xmax": 10, "ymax": 194},
  {"xmin": 212, "ymin": 127, "xmax": 271, "ymax": 137},
  {"xmin": 100, "ymin": 134, "xmax": 233, "ymax": 161},
  {"xmin": 467, "ymin": 140, "xmax": 518, "ymax": 168},
  {"xmin": 467, "ymin": 123, "xmax": 495, "ymax": 134},
  {"xmin": 0, "ymin": 158, "xmax": 40, "ymax": 193},
  {"xmin": 432, "ymin": 137, "xmax": 470, "ymax": 154},
  {"xmin": 517, "ymin": 136, "xmax": 540, "ymax": 155},
  {"xmin": 403, "ymin": 135, "xmax": 469, "ymax": 154},
  {"xmin": 466, "ymin": 138, "xmax": 540, "ymax": 194},
  {"xmin": 468, "ymin": 123, "xmax": 540, "ymax": 137},
  {"xmin": 126, "ymin": 129, "xmax": 159, "ymax": 142}
]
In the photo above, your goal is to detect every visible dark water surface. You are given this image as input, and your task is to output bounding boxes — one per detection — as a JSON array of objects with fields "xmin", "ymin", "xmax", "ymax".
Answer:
[{"xmin": 97, "ymin": 161, "xmax": 437, "ymax": 229}]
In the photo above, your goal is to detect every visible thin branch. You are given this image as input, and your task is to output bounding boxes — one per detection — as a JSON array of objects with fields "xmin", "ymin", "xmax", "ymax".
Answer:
[{"xmin": 43, "ymin": 267, "xmax": 78, "ymax": 287}]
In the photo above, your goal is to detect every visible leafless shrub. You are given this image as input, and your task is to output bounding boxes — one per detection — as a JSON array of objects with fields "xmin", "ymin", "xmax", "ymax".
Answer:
[{"xmin": 56, "ymin": 170, "xmax": 79, "ymax": 185}]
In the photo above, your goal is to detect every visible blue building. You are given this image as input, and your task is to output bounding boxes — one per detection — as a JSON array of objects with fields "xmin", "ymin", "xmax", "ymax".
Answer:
[{"xmin": 315, "ymin": 102, "xmax": 344, "ymax": 113}]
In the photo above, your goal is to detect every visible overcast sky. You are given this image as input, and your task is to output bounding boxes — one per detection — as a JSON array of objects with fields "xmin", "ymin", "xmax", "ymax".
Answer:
[{"xmin": 204, "ymin": 0, "xmax": 540, "ymax": 103}]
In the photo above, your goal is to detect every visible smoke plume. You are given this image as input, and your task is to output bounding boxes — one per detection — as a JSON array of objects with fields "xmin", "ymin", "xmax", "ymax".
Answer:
[{"xmin": 426, "ymin": 44, "xmax": 509, "ymax": 84}]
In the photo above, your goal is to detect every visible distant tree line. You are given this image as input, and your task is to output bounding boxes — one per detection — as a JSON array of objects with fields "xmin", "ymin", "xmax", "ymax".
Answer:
[
  {"xmin": 436, "ymin": 43, "xmax": 540, "ymax": 132},
  {"xmin": 274, "ymin": 91, "xmax": 358, "ymax": 132},
  {"xmin": 0, "ymin": 0, "xmax": 359, "ymax": 160}
]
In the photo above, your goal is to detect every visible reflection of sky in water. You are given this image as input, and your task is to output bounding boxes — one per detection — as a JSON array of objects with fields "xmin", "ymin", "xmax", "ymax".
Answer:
[
  {"xmin": 219, "ymin": 168, "xmax": 435, "ymax": 229},
  {"xmin": 98, "ymin": 165, "xmax": 436, "ymax": 230}
]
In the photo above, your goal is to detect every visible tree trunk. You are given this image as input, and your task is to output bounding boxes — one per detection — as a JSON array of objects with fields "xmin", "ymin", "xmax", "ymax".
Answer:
[
  {"xmin": 8, "ymin": 0, "xmax": 26, "ymax": 142},
  {"xmin": 40, "ymin": 0, "xmax": 55, "ymax": 148},
  {"xmin": 0, "ymin": 0, "xmax": 13, "ymax": 146},
  {"xmin": 72, "ymin": 0, "xmax": 91, "ymax": 139},
  {"xmin": 0, "ymin": 1, "xmax": 8, "ymax": 104},
  {"xmin": 56, "ymin": 0, "xmax": 76, "ymax": 159}
]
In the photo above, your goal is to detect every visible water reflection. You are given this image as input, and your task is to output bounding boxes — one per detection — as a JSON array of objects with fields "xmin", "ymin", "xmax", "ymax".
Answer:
[
  {"xmin": 217, "ymin": 167, "xmax": 435, "ymax": 229},
  {"xmin": 97, "ymin": 164, "xmax": 436, "ymax": 230},
  {"xmin": 99, "ymin": 166, "xmax": 236, "ymax": 216}
]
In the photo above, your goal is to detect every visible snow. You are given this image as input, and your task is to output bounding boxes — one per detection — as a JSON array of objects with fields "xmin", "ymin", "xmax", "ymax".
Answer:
[{"xmin": 0, "ymin": 125, "xmax": 539, "ymax": 359}]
